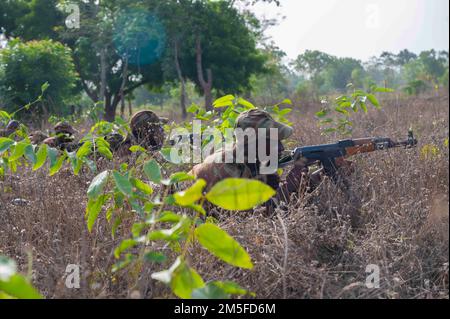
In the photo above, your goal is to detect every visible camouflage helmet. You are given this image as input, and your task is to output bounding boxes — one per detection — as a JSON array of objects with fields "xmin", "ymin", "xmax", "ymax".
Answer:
[
  {"xmin": 130, "ymin": 110, "xmax": 166, "ymax": 151},
  {"xmin": 6, "ymin": 120, "xmax": 20, "ymax": 131},
  {"xmin": 235, "ymin": 109, "xmax": 293, "ymax": 140},
  {"xmin": 105, "ymin": 132, "xmax": 127, "ymax": 151},
  {"xmin": 54, "ymin": 121, "xmax": 75, "ymax": 135}
]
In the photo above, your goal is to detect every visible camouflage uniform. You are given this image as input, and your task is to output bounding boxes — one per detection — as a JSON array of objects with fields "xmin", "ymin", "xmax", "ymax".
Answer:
[
  {"xmin": 0, "ymin": 120, "xmax": 20, "ymax": 137},
  {"xmin": 105, "ymin": 110, "xmax": 168, "ymax": 157},
  {"xmin": 29, "ymin": 131, "xmax": 49, "ymax": 145},
  {"xmin": 190, "ymin": 109, "xmax": 317, "ymax": 208},
  {"xmin": 42, "ymin": 121, "xmax": 77, "ymax": 150}
]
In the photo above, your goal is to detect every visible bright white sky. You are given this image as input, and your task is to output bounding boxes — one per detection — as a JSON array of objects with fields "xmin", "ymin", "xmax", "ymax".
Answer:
[{"xmin": 249, "ymin": 0, "xmax": 449, "ymax": 61}]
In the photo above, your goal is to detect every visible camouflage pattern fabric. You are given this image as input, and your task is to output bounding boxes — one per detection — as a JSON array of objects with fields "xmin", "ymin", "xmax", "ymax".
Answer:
[
  {"xmin": 130, "ymin": 110, "xmax": 167, "ymax": 151},
  {"xmin": 0, "ymin": 120, "xmax": 20, "ymax": 137}
]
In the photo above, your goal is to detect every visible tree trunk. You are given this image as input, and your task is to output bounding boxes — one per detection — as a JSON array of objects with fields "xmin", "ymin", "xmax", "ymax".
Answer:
[
  {"xmin": 104, "ymin": 93, "xmax": 121, "ymax": 122},
  {"xmin": 174, "ymin": 41, "xmax": 187, "ymax": 119},
  {"xmin": 128, "ymin": 98, "xmax": 133, "ymax": 117},
  {"xmin": 100, "ymin": 47, "xmax": 108, "ymax": 120},
  {"xmin": 119, "ymin": 56, "xmax": 129, "ymax": 118},
  {"xmin": 196, "ymin": 38, "xmax": 213, "ymax": 111}
]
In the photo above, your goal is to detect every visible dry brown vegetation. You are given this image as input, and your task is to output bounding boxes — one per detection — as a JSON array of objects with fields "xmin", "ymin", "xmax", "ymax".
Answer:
[{"xmin": 0, "ymin": 94, "xmax": 448, "ymax": 299}]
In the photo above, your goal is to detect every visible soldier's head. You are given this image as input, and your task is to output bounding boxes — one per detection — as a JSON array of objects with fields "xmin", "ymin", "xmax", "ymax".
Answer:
[
  {"xmin": 235, "ymin": 109, "xmax": 293, "ymax": 155},
  {"xmin": 130, "ymin": 110, "xmax": 167, "ymax": 151},
  {"xmin": 105, "ymin": 132, "xmax": 127, "ymax": 152},
  {"xmin": 54, "ymin": 121, "xmax": 76, "ymax": 136}
]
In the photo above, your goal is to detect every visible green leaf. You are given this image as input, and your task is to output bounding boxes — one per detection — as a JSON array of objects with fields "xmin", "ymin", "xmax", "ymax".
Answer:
[
  {"xmin": 76, "ymin": 140, "xmax": 92, "ymax": 159},
  {"xmin": 0, "ymin": 138, "xmax": 14, "ymax": 154},
  {"xmin": 32, "ymin": 144, "xmax": 47, "ymax": 171},
  {"xmin": 171, "ymin": 262, "xmax": 205, "ymax": 299},
  {"xmin": 213, "ymin": 95, "xmax": 235, "ymax": 108},
  {"xmin": 187, "ymin": 104, "xmax": 199, "ymax": 113},
  {"xmin": 87, "ymin": 170, "xmax": 109, "ymax": 199},
  {"xmin": 315, "ymin": 110, "xmax": 328, "ymax": 118},
  {"xmin": 112, "ymin": 171, "xmax": 133, "ymax": 197},
  {"xmin": 195, "ymin": 223, "xmax": 253, "ymax": 269},
  {"xmin": 0, "ymin": 274, "xmax": 43, "ymax": 299},
  {"xmin": 24, "ymin": 145, "xmax": 36, "ymax": 164},
  {"xmin": 49, "ymin": 153, "xmax": 67, "ymax": 176},
  {"xmin": 143, "ymin": 160, "xmax": 162, "ymax": 183},
  {"xmin": 129, "ymin": 145, "xmax": 146, "ymax": 153},
  {"xmin": 373, "ymin": 87, "xmax": 394, "ymax": 93},
  {"xmin": 359, "ymin": 101, "xmax": 368, "ymax": 113},
  {"xmin": 162, "ymin": 172, "xmax": 195, "ymax": 186},
  {"xmin": 114, "ymin": 239, "xmax": 139, "ymax": 259},
  {"xmin": 367, "ymin": 94, "xmax": 380, "ymax": 108},
  {"xmin": 144, "ymin": 252, "xmax": 167, "ymax": 264},
  {"xmin": 237, "ymin": 98, "xmax": 255, "ymax": 109},
  {"xmin": 174, "ymin": 179, "xmax": 206, "ymax": 206},
  {"xmin": 86, "ymin": 194, "xmax": 108, "ymax": 232},
  {"xmin": 131, "ymin": 178, "xmax": 153, "ymax": 195},
  {"xmin": 97, "ymin": 146, "xmax": 113, "ymax": 160},
  {"xmin": 191, "ymin": 283, "xmax": 229, "ymax": 299},
  {"xmin": 280, "ymin": 98, "xmax": 292, "ymax": 105},
  {"xmin": 191, "ymin": 281, "xmax": 249, "ymax": 299},
  {"xmin": 9, "ymin": 142, "xmax": 28, "ymax": 161},
  {"xmin": 205, "ymin": 178, "xmax": 275, "ymax": 211}
]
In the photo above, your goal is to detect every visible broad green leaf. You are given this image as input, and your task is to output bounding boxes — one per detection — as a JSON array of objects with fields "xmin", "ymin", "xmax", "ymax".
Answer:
[
  {"xmin": 76, "ymin": 141, "xmax": 92, "ymax": 159},
  {"xmin": 213, "ymin": 95, "xmax": 235, "ymax": 108},
  {"xmin": 171, "ymin": 262, "xmax": 205, "ymax": 299},
  {"xmin": 86, "ymin": 194, "xmax": 108, "ymax": 232},
  {"xmin": 237, "ymin": 98, "xmax": 255, "ymax": 109},
  {"xmin": 131, "ymin": 178, "xmax": 153, "ymax": 195},
  {"xmin": 367, "ymin": 94, "xmax": 380, "ymax": 108},
  {"xmin": 32, "ymin": 144, "xmax": 47, "ymax": 171},
  {"xmin": 113, "ymin": 171, "xmax": 133, "ymax": 196},
  {"xmin": 195, "ymin": 223, "xmax": 253, "ymax": 269},
  {"xmin": 87, "ymin": 170, "xmax": 109, "ymax": 199},
  {"xmin": 174, "ymin": 179, "xmax": 206, "ymax": 206},
  {"xmin": 9, "ymin": 142, "xmax": 28, "ymax": 161},
  {"xmin": 158, "ymin": 211, "xmax": 182, "ymax": 223},
  {"xmin": 24, "ymin": 145, "xmax": 36, "ymax": 164},
  {"xmin": 143, "ymin": 160, "xmax": 161, "ymax": 183},
  {"xmin": 0, "ymin": 274, "xmax": 43, "ymax": 299},
  {"xmin": 280, "ymin": 98, "xmax": 292, "ymax": 105},
  {"xmin": 0, "ymin": 138, "xmax": 14, "ymax": 154},
  {"xmin": 47, "ymin": 147, "xmax": 59, "ymax": 168},
  {"xmin": 97, "ymin": 146, "xmax": 113, "ymax": 160},
  {"xmin": 49, "ymin": 153, "xmax": 67, "ymax": 176},
  {"xmin": 359, "ymin": 101, "xmax": 368, "ymax": 113},
  {"xmin": 205, "ymin": 178, "xmax": 275, "ymax": 211},
  {"xmin": 191, "ymin": 283, "xmax": 229, "ymax": 299}
]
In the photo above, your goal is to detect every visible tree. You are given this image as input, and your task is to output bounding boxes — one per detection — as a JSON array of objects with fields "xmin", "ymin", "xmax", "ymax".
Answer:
[
  {"xmin": 0, "ymin": 39, "xmax": 78, "ymax": 121},
  {"xmin": 322, "ymin": 57, "xmax": 363, "ymax": 92}
]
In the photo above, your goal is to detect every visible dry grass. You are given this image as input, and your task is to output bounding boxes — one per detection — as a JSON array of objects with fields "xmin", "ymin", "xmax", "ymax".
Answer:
[{"xmin": 0, "ymin": 94, "xmax": 448, "ymax": 299}]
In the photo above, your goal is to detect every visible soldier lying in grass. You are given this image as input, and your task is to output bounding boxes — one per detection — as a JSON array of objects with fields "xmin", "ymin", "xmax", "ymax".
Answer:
[{"xmin": 190, "ymin": 109, "xmax": 354, "ymax": 212}]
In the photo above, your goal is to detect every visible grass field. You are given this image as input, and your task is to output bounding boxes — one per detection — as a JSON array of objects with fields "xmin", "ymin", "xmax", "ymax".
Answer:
[{"xmin": 0, "ymin": 93, "xmax": 448, "ymax": 299}]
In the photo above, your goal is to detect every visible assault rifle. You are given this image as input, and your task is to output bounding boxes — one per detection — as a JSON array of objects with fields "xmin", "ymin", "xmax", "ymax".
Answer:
[{"xmin": 278, "ymin": 130, "xmax": 418, "ymax": 179}]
